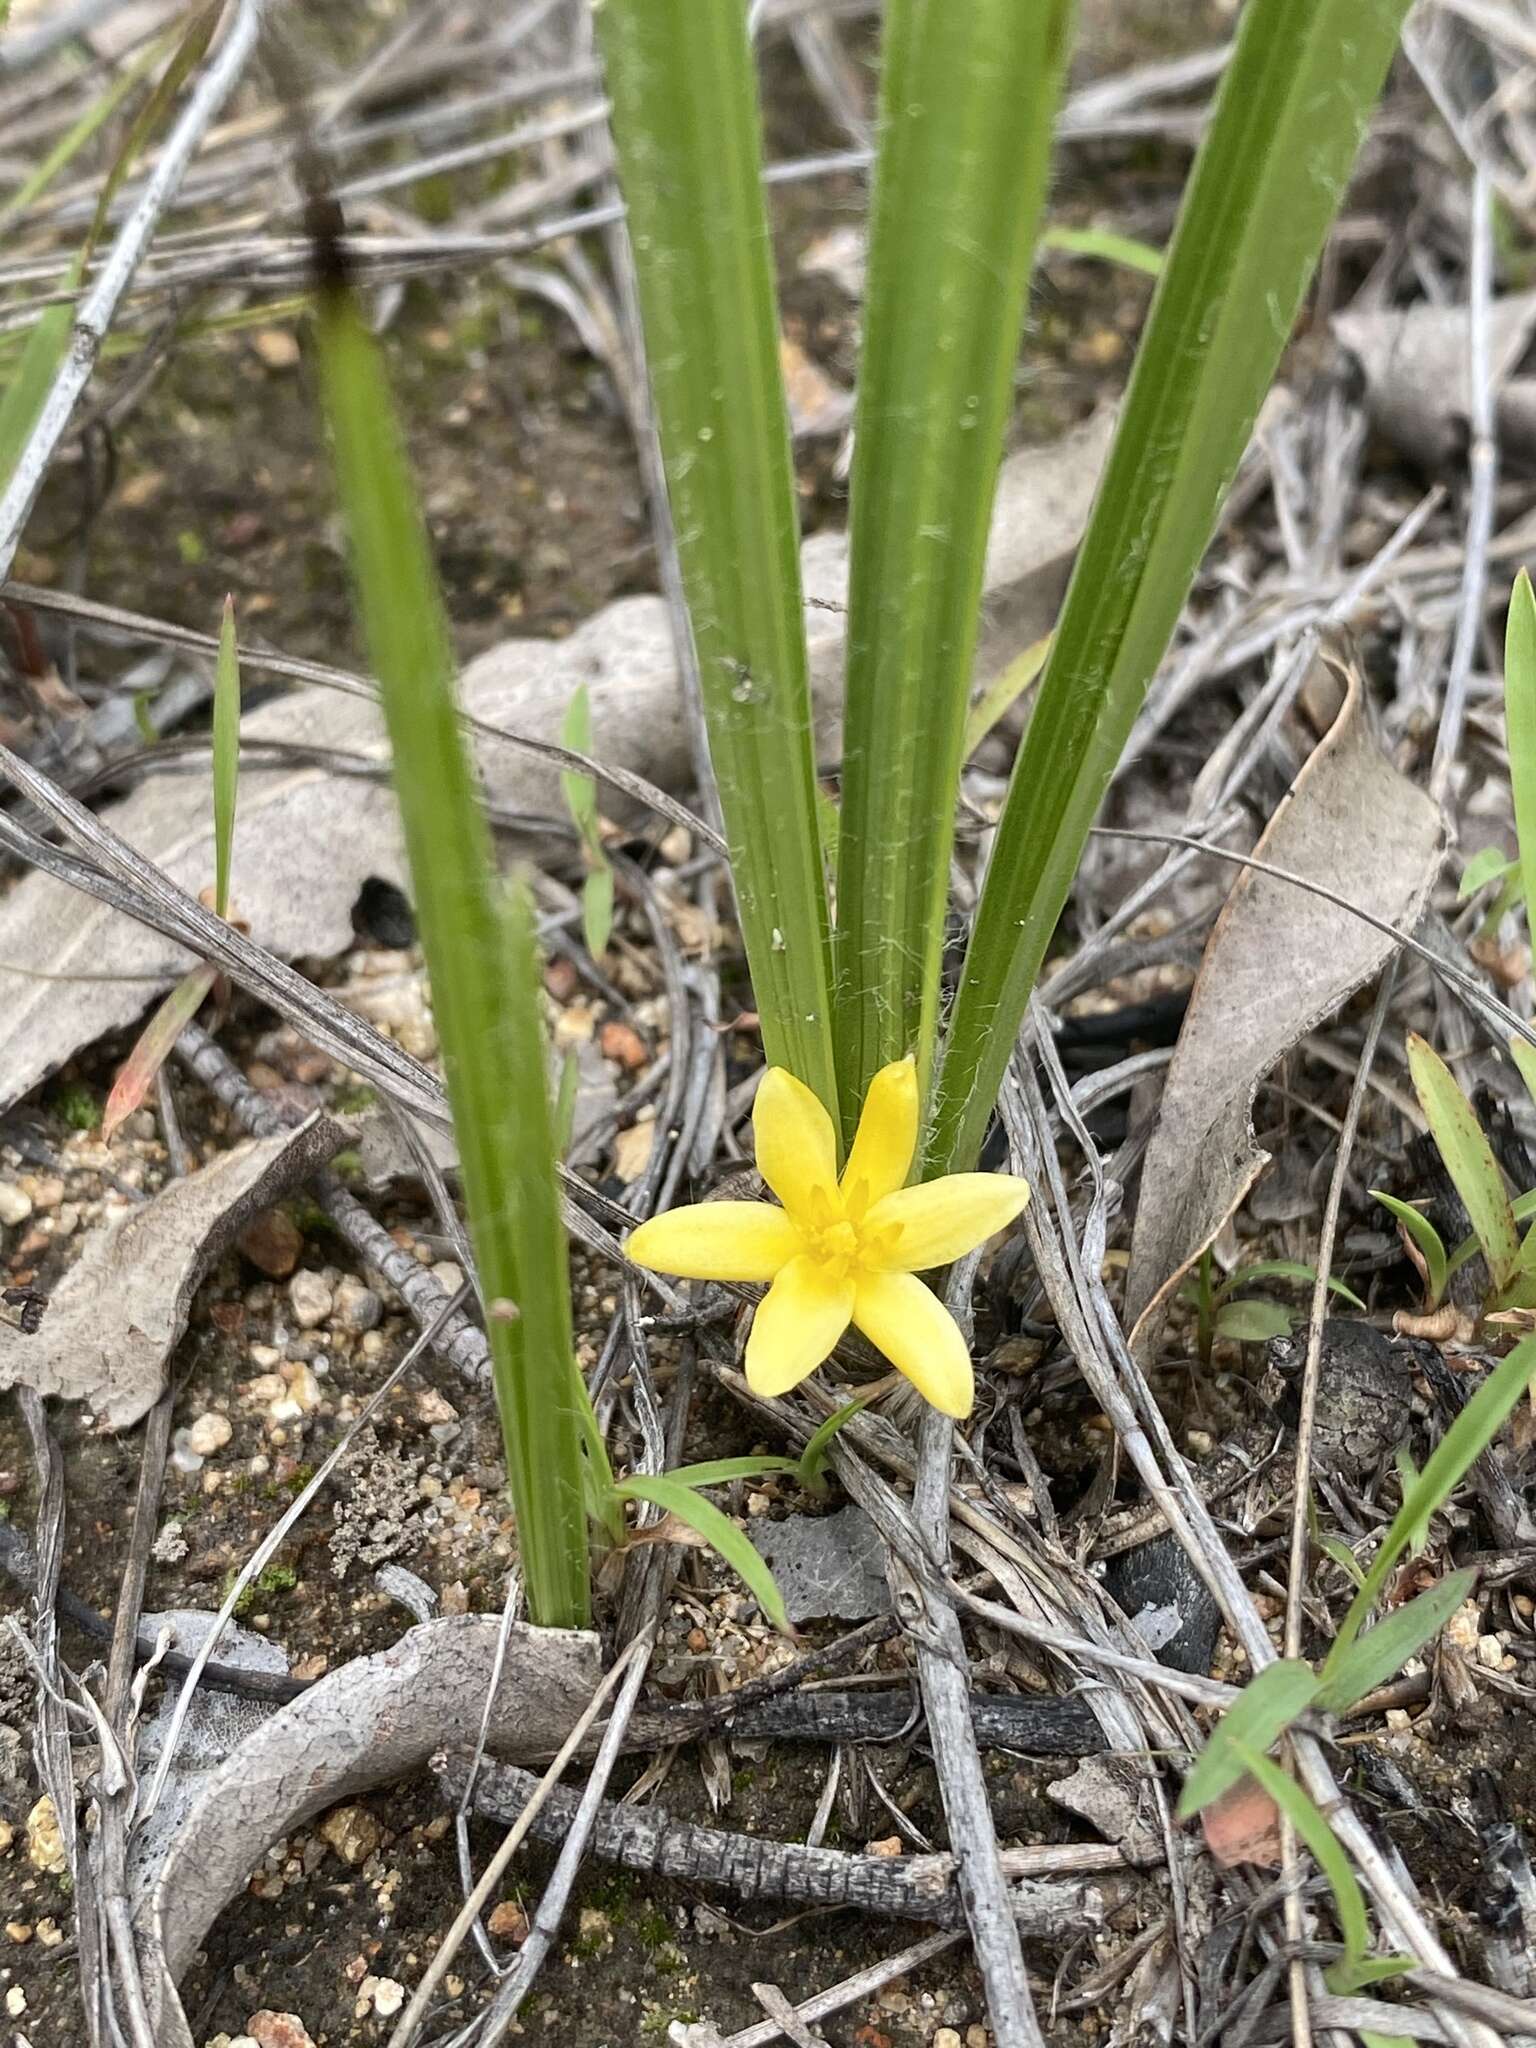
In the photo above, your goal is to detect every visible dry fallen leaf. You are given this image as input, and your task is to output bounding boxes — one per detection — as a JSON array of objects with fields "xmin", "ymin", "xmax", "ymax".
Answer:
[
  {"xmin": 142, "ymin": 1617, "xmax": 602, "ymax": 2038},
  {"xmin": 1200, "ymin": 1774, "xmax": 1284, "ymax": 1868},
  {"xmin": 612, "ymin": 1120, "xmax": 656, "ymax": 1185},
  {"xmin": 1125, "ymin": 650, "xmax": 1444, "ymax": 1348},
  {"xmin": 4, "ymin": 1114, "xmax": 344, "ymax": 1428},
  {"xmin": 1334, "ymin": 290, "xmax": 1536, "ymax": 469}
]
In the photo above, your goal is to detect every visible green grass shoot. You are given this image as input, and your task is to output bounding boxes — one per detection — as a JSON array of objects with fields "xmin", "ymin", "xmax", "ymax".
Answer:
[
  {"xmin": 213, "ymin": 595, "xmax": 239, "ymax": 921},
  {"xmin": 560, "ymin": 682, "xmax": 615, "ymax": 961},
  {"xmin": 1505, "ymin": 567, "xmax": 1536, "ymax": 936},
  {"xmin": 314, "ymin": 274, "xmax": 592, "ymax": 1629},
  {"xmin": 1405, "ymin": 1033, "xmax": 1519, "ymax": 1291}
]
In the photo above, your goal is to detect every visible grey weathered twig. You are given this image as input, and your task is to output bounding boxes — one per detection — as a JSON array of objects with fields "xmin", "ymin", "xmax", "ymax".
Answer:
[
  {"xmin": 0, "ymin": 0, "xmax": 265, "ymax": 582},
  {"xmin": 386, "ymin": 1630, "xmax": 653, "ymax": 2048},
  {"xmin": 675, "ymin": 1930, "xmax": 965, "ymax": 2048},
  {"xmin": 472, "ymin": 1628, "xmax": 659, "ymax": 2047},
  {"xmin": 1430, "ymin": 166, "xmax": 1498, "ymax": 806},
  {"xmin": 899, "ymin": 1401, "xmax": 1044, "ymax": 2048},
  {"xmin": 138, "ymin": 1279, "xmax": 473, "ymax": 1828},
  {"xmin": 448, "ymin": 1752, "xmax": 1118, "ymax": 1933},
  {"xmin": 1279, "ymin": 962, "xmax": 1398, "ymax": 2048},
  {"xmin": 172, "ymin": 1020, "xmax": 491, "ymax": 1378}
]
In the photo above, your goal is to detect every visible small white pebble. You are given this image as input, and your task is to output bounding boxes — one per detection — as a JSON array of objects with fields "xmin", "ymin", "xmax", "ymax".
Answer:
[
  {"xmin": 0, "ymin": 1183, "xmax": 31, "ymax": 1227},
  {"xmin": 1477, "ymin": 1635, "xmax": 1505, "ymax": 1670},
  {"xmin": 288, "ymin": 1270, "xmax": 334, "ymax": 1330},
  {"xmin": 170, "ymin": 1429, "xmax": 204, "ymax": 1475},
  {"xmin": 371, "ymin": 1977, "xmax": 405, "ymax": 2018},
  {"xmin": 187, "ymin": 1412, "xmax": 232, "ymax": 1458},
  {"xmin": 1445, "ymin": 1601, "xmax": 1482, "ymax": 1656},
  {"xmin": 333, "ymin": 1275, "xmax": 382, "ymax": 1333}
]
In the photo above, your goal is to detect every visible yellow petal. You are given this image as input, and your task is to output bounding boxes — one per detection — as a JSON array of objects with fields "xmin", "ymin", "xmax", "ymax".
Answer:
[
  {"xmin": 753, "ymin": 1067, "xmax": 839, "ymax": 1223},
  {"xmin": 840, "ymin": 1056, "xmax": 919, "ymax": 1211},
  {"xmin": 852, "ymin": 1270, "xmax": 974, "ymax": 1417},
  {"xmin": 863, "ymin": 1173, "xmax": 1030, "ymax": 1272},
  {"xmin": 626, "ymin": 1202, "xmax": 802, "ymax": 1282},
  {"xmin": 745, "ymin": 1254, "xmax": 854, "ymax": 1398}
]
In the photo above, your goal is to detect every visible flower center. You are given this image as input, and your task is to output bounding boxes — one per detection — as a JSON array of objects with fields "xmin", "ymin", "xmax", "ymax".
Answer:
[{"xmin": 801, "ymin": 1203, "xmax": 902, "ymax": 1280}]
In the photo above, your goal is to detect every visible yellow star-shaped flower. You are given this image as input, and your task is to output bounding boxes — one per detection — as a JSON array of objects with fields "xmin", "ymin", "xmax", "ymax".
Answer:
[{"xmin": 625, "ymin": 1058, "xmax": 1029, "ymax": 1418}]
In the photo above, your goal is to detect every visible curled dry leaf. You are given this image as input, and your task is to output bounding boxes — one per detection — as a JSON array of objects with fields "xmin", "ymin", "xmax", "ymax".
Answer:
[
  {"xmin": 1333, "ymin": 290, "xmax": 1536, "ymax": 469},
  {"xmin": 1, "ymin": 1113, "xmax": 344, "ymax": 1428},
  {"xmin": 1125, "ymin": 650, "xmax": 1444, "ymax": 1349},
  {"xmin": 141, "ymin": 1616, "xmax": 603, "ymax": 2046},
  {"xmin": 0, "ymin": 412, "xmax": 1112, "ymax": 1115},
  {"xmin": 1199, "ymin": 1774, "xmax": 1284, "ymax": 1869}
]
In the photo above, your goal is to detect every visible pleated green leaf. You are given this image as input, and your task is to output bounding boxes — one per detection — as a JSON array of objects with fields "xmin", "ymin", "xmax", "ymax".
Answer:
[
  {"xmin": 598, "ymin": 0, "xmax": 837, "ymax": 1122},
  {"xmin": 833, "ymin": 0, "xmax": 1075, "ymax": 1122},
  {"xmin": 931, "ymin": 0, "xmax": 1411, "ymax": 1170}
]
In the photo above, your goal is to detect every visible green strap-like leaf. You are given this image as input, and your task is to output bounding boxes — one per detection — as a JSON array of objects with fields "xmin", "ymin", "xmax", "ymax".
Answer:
[
  {"xmin": 659, "ymin": 1456, "xmax": 801, "ymax": 1489},
  {"xmin": 1371, "ymin": 1192, "xmax": 1448, "ymax": 1309},
  {"xmin": 597, "ymin": 0, "xmax": 837, "ymax": 1120},
  {"xmin": 616, "ymin": 1473, "xmax": 791, "ymax": 1634},
  {"xmin": 1316, "ymin": 1567, "xmax": 1476, "ymax": 1713},
  {"xmin": 833, "ymin": 0, "xmax": 1075, "ymax": 1122},
  {"xmin": 930, "ymin": 0, "xmax": 1411, "ymax": 1171},
  {"xmin": 1215, "ymin": 1259, "xmax": 1364, "ymax": 1311},
  {"xmin": 1213, "ymin": 1298, "xmax": 1293, "ymax": 1343},
  {"xmin": 1177, "ymin": 1657, "xmax": 1319, "ymax": 1819},
  {"xmin": 316, "ymin": 283, "xmax": 591, "ymax": 1628},
  {"xmin": 798, "ymin": 1393, "xmax": 875, "ymax": 1496},
  {"xmin": 1406, "ymin": 1034, "xmax": 1519, "ymax": 1291},
  {"xmin": 1506, "ymin": 567, "xmax": 1536, "ymax": 937}
]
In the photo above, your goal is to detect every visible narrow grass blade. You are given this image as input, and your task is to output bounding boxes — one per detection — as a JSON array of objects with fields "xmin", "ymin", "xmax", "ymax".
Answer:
[
  {"xmin": 963, "ymin": 632, "xmax": 1053, "ymax": 759},
  {"xmin": 1372, "ymin": 1192, "xmax": 1448, "ymax": 1308},
  {"xmin": 315, "ymin": 278, "xmax": 590, "ymax": 1628},
  {"xmin": 1512, "ymin": 1034, "xmax": 1536, "ymax": 1114},
  {"xmin": 1460, "ymin": 846, "xmax": 1514, "ymax": 897},
  {"xmin": 1227, "ymin": 1741, "xmax": 1400, "ymax": 1993},
  {"xmin": 1329, "ymin": 1334, "xmax": 1536, "ymax": 1659},
  {"xmin": 2, "ymin": 6, "xmax": 222, "ymax": 495},
  {"xmin": 1315, "ymin": 1567, "xmax": 1476, "ymax": 1712},
  {"xmin": 615, "ymin": 1474, "xmax": 790, "ymax": 1634},
  {"xmin": 1217, "ymin": 1260, "xmax": 1364, "ymax": 1310},
  {"xmin": 932, "ymin": 0, "xmax": 1410, "ymax": 1171},
  {"xmin": 0, "ymin": 27, "xmax": 170, "ymax": 229},
  {"xmin": 598, "ymin": 0, "xmax": 837, "ymax": 1118},
  {"xmin": 1040, "ymin": 225, "xmax": 1162, "ymax": 276},
  {"xmin": 797, "ymin": 1392, "xmax": 874, "ymax": 1495},
  {"xmin": 0, "ymin": 297, "xmax": 75, "ymax": 493},
  {"xmin": 1506, "ymin": 567, "xmax": 1536, "ymax": 933},
  {"xmin": 1406, "ymin": 1033, "xmax": 1519, "ymax": 1290},
  {"xmin": 833, "ymin": 0, "xmax": 1075, "ymax": 1116},
  {"xmin": 560, "ymin": 682, "xmax": 600, "ymax": 843},
  {"xmin": 212, "ymin": 594, "xmax": 239, "ymax": 920},
  {"xmin": 1214, "ymin": 1299, "xmax": 1292, "ymax": 1343},
  {"xmin": 1177, "ymin": 1657, "xmax": 1319, "ymax": 1818},
  {"xmin": 102, "ymin": 965, "xmax": 216, "ymax": 1144},
  {"xmin": 659, "ymin": 1456, "xmax": 800, "ymax": 1488},
  {"xmin": 84, "ymin": 2, "xmax": 218, "ymax": 260}
]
